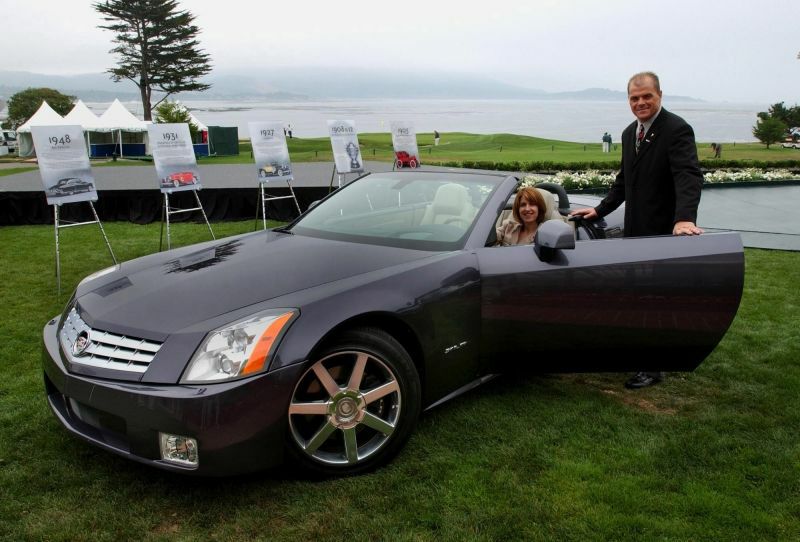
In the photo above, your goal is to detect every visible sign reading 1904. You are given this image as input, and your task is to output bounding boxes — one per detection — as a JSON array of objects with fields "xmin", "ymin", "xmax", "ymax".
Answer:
[{"xmin": 48, "ymin": 135, "xmax": 72, "ymax": 146}]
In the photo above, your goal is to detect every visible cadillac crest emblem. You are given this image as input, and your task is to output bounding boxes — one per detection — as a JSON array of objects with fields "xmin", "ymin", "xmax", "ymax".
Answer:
[{"xmin": 72, "ymin": 331, "xmax": 91, "ymax": 357}]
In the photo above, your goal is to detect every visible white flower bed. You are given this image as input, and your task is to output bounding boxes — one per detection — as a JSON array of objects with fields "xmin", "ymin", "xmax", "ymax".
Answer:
[
  {"xmin": 520, "ymin": 170, "xmax": 615, "ymax": 190},
  {"xmin": 520, "ymin": 168, "xmax": 797, "ymax": 190},
  {"xmin": 703, "ymin": 168, "xmax": 796, "ymax": 183}
]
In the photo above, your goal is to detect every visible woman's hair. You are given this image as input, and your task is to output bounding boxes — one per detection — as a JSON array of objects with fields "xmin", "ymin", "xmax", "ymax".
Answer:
[{"xmin": 512, "ymin": 187, "xmax": 547, "ymax": 225}]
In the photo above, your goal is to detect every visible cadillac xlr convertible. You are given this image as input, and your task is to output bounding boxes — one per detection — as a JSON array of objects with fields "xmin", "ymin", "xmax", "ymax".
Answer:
[{"xmin": 42, "ymin": 171, "xmax": 744, "ymax": 476}]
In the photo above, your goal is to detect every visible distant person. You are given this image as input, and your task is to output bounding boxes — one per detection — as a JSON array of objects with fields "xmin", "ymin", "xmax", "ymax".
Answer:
[
  {"xmin": 288, "ymin": 124, "xmax": 293, "ymax": 139},
  {"xmin": 602, "ymin": 132, "xmax": 611, "ymax": 152},
  {"xmin": 570, "ymin": 71, "xmax": 704, "ymax": 390},
  {"xmin": 495, "ymin": 187, "xmax": 547, "ymax": 246},
  {"xmin": 434, "ymin": 130, "xmax": 440, "ymax": 146},
  {"xmin": 711, "ymin": 142, "xmax": 722, "ymax": 158}
]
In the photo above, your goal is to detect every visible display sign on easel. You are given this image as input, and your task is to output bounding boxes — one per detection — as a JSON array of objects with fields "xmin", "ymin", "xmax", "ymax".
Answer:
[
  {"xmin": 327, "ymin": 120, "xmax": 363, "ymax": 190},
  {"xmin": 390, "ymin": 121, "xmax": 420, "ymax": 169},
  {"xmin": 32, "ymin": 125, "xmax": 99, "ymax": 205},
  {"xmin": 248, "ymin": 121, "xmax": 301, "ymax": 229},
  {"xmin": 148, "ymin": 123, "xmax": 202, "ymax": 193},
  {"xmin": 31, "ymin": 124, "xmax": 116, "ymax": 295},
  {"xmin": 148, "ymin": 123, "xmax": 214, "ymax": 250}
]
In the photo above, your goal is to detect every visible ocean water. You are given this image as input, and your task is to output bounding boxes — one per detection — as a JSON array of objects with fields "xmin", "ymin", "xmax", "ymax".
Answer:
[{"xmin": 96, "ymin": 98, "xmax": 763, "ymax": 143}]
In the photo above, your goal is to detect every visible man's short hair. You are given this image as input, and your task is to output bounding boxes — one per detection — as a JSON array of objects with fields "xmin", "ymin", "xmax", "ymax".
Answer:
[{"xmin": 627, "ymin": 71, "xmax": 661, "ymax": 94}]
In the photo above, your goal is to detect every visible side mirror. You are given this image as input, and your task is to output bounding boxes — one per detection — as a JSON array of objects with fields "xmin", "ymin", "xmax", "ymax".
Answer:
[
  {"xmin": 307, "ymin": 200, "xmax": 321, "ymax": 211},
  {"xmin": 534, "ymin": 220, "xmax": 574, "ymax": 262}
]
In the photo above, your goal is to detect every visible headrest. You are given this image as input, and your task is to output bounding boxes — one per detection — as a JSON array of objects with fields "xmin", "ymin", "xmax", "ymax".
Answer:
[{"xmin": 432, "ymin": 183, "xmax": 470, "ymax": 215}]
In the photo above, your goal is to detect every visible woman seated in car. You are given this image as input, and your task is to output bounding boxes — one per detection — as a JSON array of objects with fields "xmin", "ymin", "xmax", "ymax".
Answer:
[{"xmin": 496, "ymin": 187, "xmax": 548, "ymax": 246}]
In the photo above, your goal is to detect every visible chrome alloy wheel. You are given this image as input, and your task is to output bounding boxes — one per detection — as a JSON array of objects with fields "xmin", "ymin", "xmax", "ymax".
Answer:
[{"xmin": 288, "ymin": 350, "xmax": 402, "ymax": 466}]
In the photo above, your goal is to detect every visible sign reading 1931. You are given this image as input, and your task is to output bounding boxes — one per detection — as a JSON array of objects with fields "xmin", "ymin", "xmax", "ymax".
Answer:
[{"xmin": 162, "ymin": 132, "xmax": 179, "ymax": 141}]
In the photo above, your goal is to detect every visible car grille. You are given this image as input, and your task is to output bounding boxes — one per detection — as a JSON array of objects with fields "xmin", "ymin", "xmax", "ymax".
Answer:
[{"xmin": 59, "ymin": 308, "xmax": 162, "ymax": 374}]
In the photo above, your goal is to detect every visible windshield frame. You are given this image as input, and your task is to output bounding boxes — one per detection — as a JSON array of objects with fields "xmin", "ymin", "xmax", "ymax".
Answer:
[{"xmin": 287, "ymin": 171, "xmax": 507, "ymax": 252}]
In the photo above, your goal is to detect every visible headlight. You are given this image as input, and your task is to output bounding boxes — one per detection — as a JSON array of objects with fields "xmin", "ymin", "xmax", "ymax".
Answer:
[{"xmin": 181, "ymin": 309, "xmax": 297, "ymax": 383}]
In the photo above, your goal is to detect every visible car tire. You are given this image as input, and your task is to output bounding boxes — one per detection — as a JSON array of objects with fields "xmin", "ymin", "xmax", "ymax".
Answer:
[
  {"xmin": 410, "ymin": 159, "xmax": 418, "ymax": 168},
  {"xmin": 286, "ymin": 327, "xmax": 421, "ymax": 477},
  {"xmin": 395, "ymin": 159, "xmax": 403, "ymax": 169}
]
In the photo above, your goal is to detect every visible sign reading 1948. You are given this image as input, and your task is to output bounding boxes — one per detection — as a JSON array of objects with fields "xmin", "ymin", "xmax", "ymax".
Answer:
[{"xmin": 48, "ymin": 135, "xmax": 72, "ymax": 146}]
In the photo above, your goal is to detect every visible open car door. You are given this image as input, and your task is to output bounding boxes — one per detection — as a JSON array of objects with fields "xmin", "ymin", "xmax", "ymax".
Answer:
[{"xmin": 477, "ymin": 223, "xmax": 744, "ymax": 373}]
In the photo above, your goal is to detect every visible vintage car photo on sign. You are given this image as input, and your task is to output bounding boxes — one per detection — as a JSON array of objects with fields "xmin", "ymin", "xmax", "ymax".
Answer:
[
  {"xmin": 42, "ymin": 171, "xmax": 744, "ymax": 477},
  {"xmin": 47, "ymin": 177, "xmax": 95, "ymax": 197},
  {"xmin": 159, "ymin": 171, "xmax": 199, "ymax": 189}
]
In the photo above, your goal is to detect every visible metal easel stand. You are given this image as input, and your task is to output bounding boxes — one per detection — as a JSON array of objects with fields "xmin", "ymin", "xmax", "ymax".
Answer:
[
  {"xmin": 159, "ymin": 190, "xmax": 215, "ymax": 251},
  {"xmin": 254, "ymin": 180, "xmax": 302, "ymax": 231},
  {"xmin": 328, "ymin": 165, "xmax": 361, "ymax": 193},
  {"xmin": 54, "ymin": 201, "xmax": 117, "ymax": 297}
]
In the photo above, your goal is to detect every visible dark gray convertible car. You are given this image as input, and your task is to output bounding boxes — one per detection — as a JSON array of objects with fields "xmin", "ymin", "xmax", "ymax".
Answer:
[{"xmin": 42, "ymin": 171, "xmax": 744, "ymax": 476}]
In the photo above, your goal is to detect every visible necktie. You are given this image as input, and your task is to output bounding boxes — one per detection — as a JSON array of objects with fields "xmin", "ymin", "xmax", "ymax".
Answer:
[{"xmin": 636, "ymin": 124, "xmax": 645, "ymax": 153}]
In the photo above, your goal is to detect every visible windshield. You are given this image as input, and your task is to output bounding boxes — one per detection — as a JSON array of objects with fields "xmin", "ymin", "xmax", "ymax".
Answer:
[{"xmin": 291, "ymin": 172, "xmax": 503, "ymax": 251}]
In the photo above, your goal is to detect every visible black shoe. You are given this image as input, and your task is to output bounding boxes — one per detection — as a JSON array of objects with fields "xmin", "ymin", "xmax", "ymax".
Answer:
[{"xmin": 624, "ymin": 372, "xmax": 663, "ymax": 389}]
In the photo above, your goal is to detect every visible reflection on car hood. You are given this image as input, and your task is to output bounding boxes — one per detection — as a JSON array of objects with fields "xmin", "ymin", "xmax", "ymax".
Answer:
[{"xmin": 76, "ymin": 231, "xmax": 435, "ymax": 337}]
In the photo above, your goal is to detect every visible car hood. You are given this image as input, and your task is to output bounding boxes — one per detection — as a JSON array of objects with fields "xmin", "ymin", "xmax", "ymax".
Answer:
[{"xmin": 76, "ymin": 231, "xmax": 436, "ymax": 338}]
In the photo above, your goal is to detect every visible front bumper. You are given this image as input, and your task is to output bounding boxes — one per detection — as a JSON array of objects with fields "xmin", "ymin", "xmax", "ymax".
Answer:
[{"xmin": 42, "ymin": 318, "xmax": 306, "ymax": 476}]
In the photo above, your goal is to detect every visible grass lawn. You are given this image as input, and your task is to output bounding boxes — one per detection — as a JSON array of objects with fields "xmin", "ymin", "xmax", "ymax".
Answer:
[
  {"xmin": 3, "ymin": 133, "xmax": 797, "ymax": 177},
  {"xmin": 0, "ymin": 220, "xmax": 798, "ymax": 540},
  {"xmin": 233, "ymin": 133, "xmax": 800, "ymax": 167}
]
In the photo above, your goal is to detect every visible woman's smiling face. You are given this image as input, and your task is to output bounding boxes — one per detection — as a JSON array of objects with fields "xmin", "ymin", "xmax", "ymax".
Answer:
[{"xmin": 518, "ymin": 198, "xmax": 539, "ymax": 226}]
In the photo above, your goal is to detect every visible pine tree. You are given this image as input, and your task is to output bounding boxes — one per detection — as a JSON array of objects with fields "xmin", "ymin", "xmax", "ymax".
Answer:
[
  {"xmin": 752, "ymin": 117, "xmax": 787, "ymax": 149},
  {"xmin": 94, "ymin": 0, "xmax": 212, "ymax": 121}
]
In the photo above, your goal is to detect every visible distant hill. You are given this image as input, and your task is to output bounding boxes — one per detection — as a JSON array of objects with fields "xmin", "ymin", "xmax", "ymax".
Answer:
[{"xmin": 0, "ymin": 69, "xmax": 702, "ymax": 102}]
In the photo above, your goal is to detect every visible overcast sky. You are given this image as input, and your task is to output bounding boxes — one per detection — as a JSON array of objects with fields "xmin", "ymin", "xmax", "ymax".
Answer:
[{"xmin": 2, "ymin": 0, "xmax": 798, "ymax": 103}]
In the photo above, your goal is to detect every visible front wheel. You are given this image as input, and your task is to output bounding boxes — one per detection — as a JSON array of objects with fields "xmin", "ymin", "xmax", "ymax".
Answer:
[{"xmin": 286, "ymin": 328, "xmax": 421, "ymax": 476}]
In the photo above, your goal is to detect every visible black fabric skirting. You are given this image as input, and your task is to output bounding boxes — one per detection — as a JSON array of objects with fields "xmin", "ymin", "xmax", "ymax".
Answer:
[{"xmin": 0, "ymin": 187, "xmax": 331, "ymax": 226}]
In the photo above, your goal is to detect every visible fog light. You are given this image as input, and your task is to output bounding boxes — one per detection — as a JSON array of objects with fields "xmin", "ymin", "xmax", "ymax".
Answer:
[{"xmin": 159, "ymin": 433, "xmax": 199, "ymax": 468}]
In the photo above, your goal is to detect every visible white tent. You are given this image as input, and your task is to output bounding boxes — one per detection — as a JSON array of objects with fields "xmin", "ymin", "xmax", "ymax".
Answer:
[
  {"xmin": 95, "ymin": 99, "xmax": 148, "ymax": 157},
  {"xmin": 63, "ymin": 100, "xmax": 102, "ymax": 130},
  {"xmin": 64, "ymin": 100, "xmax": 104, "ymax": 152},
  {"xmin": 15, "ymin": 101, "xmax": 70, "ymax": 157},
  {"xmin": 96, "ymin": 99, "xmax": 147, "ymax": 132},
  {"xmin": 189, "ymin": 112, "xmax": 208, "ymax": 132},
  {"xmin": 16, "ymin": 100, "xmax": 69, "ymax": 132}
]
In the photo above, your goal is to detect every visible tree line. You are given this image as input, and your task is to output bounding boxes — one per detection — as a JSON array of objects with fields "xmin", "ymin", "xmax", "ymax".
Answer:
[{"xmin": 753, "ymin": 102, "xmax": 800, "ymax": 148}]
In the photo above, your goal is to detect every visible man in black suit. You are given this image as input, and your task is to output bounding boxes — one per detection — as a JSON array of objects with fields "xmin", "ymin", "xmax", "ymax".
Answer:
[{"xmin": 571, "ymin": 71, "xmax": 704, "ymax": 388}]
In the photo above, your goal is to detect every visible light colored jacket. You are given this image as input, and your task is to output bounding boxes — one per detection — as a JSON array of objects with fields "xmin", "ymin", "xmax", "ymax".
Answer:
[{"xmin": 496, "ymin": 218, "xmax": 536, "ymax": 246}]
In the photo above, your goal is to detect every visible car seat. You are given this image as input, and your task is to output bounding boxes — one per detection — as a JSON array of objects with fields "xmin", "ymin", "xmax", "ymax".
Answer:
[{"xmin": 421, "ymin": 183, "xmax": 477, "ymax": 226}]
